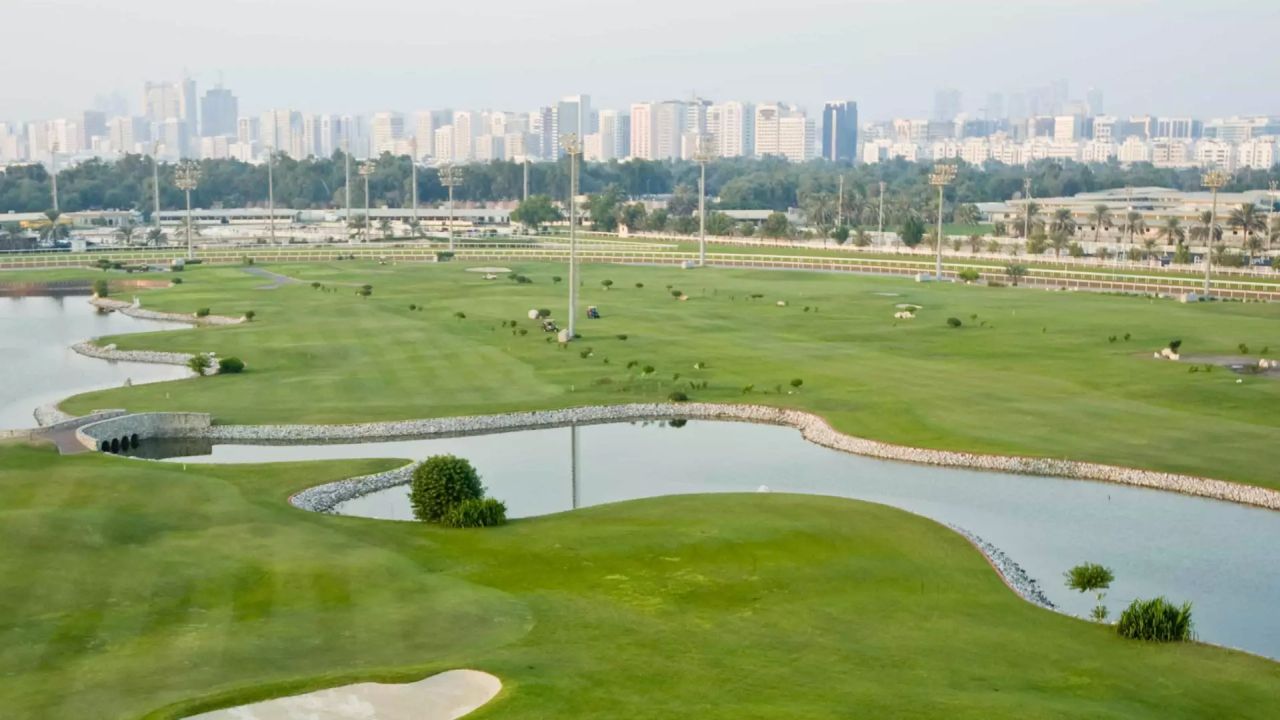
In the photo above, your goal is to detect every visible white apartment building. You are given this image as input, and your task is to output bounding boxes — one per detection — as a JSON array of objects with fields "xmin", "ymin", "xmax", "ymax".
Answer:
[
  {"xmin": 628, "ymin": 103, "xmax": 654, "ymax": 160},
  {"xmin": 200, "ymin": 135, "xmax": 232, "ymax": 160},
  {"xmin": 1054, "ymin": 115, "xmax": 1082, "ymax": 142},
  {"xmin": 237, "ymin": 117, "xmax": 260, "ymax": 146},
  {"xmin": 414, "ymin": 112, "xmax": 437, "ymax": 158},
  {"xmin": 370, "ymin": 112, "xmax": 404, "ymax": 156},
  {"xmin": 1194, "ymin": 140, "xmax": 1234, "ymax": 171},
  {"xmin": 1237, "ymin": 138, "xmax": 1277, "ymax": 169},
  {"xmin": 708, "ymin": 101, "xmax": 753, "ymax": 158},
  {"xmin": 1152, "ymin": 139, "xmax": 1193, "ymax": 168},
  {"xmin": 107, "ymin": 116, "xmax": 149, "ymax": 154},
  {"xmin": 433, "ymin": 125, "xmax": 455, "ymax": 164},
  {"xmin": 653, "ymin": 101, "xmax": 686, "ymax": 161},
  {"xmin": 474, "ymin": 134, "xmax": 504, "ymax": 162},
  {"xmin": 754, "ymin": 104, "xmax": 812, "ymax": 162},
  {"xmin": 452, "ymin": 111, "xmax": 476, "ymax": 162},
  {"xmin": 1118, "ymin": 136, "xmax": 1152, "ymax": 163},
  {"xmin": 596, "ymin": 109, "xmax": 624, "ymax": 161},
  {"xmin": 1082, "ymin": 141, "xmax": 1117, "ymax": 163}
]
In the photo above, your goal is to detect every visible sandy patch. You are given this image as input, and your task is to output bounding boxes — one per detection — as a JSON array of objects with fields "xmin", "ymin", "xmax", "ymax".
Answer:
[
  {"xmin": 187, "ymin": 669, "xmax": 501, "ymax": 719},
  {"xmin": 465, "ymin": 266, "xmax": 511, "ymax": 274}
]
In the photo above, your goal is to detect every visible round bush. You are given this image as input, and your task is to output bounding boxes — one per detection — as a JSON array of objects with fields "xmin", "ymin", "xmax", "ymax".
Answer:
[
  {"xmin": 946, "ymin": 317, "xmax": 962, "ymax": 328},
  {"xmin": 195, "ymin": 307, "xmax": 211, "ymax": 318},
  {"xmin": 217, "ymin": 357, "xmax": 245, "ymax": 374},
  {"xmin": 410, "ymin": 455, "xmax": 484, "ymax": 523},
  {"xmin": 92, "ymin": 279, "xmax": 109, "ymax": 297},
  {"xmin": 442, "ymin": 498, "xmax": 508, "ymax": 528},
  {"xmin": 668, "ymin": 391, "xmax": 689, "ymax": 402}
]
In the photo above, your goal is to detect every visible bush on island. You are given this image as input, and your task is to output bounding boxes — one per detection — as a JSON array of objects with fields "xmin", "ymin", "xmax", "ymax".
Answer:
[
  {"xmin": 195, "ymin": 307, "xmax": 211, "ymax": 317},
  {"xmin": 410, "ymin": 455, "xmax": 484, "ymax": 523},
  {"xmin": 218, "ymin": 357, "xmax": 245, "ymax": 374},
  {"xmin": 442, "ymin": 498, "xmax": 508, "ymax": 528}
]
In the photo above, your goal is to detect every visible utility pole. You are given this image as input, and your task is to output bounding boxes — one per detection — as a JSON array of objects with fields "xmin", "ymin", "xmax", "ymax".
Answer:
[
  {"xmin": 694, "ymin": 134, "xmax": 714, "ymax": 267},
  {"xmin": 152, "ymin": 141, "xmax": 161, "ymax": 234},
  {"xmin": 173, "ymin": 162, "xmax": 201, "ymax": 259},
  {"xmin": 1202, "ymin": 170, "xmax": 1227, "ymax": 296},
  {"xmin": 523, "ymin": 156, "xmax": 530, "ymax": 203},
  {"xmin": 561, "ymin": 133, "xmax": 582, "ymax": 340},
  {"xmin": 410, "ymin": 137, "xmax": 419, "ymax": 233},
  {"xmin": 49, "ymin": 142, "xmax": 59, "ymax": 212},
  {"xmin": 1023, "ymin": 178, "xmax": 1033, "ymax": 241},
  {"xmin": 266, "ymin": 147, "xmax": 276, "ymax": 244},
  {"xmin": 440, "ymin": 164, "xmax": 462, "ymax": 250},
  {"xmin": 359, "ymin": 161, "xmax": 376, "ymax": 244},
  {"xmin": 930, "ymin": 164, "xmax": 957, "ymax": 280},
  {"xmin": 837, "ymin": 175, "xmax": 845, "ymax": 228},
  {"xmin": 344, "ymin": 137, "xmax": 352, "ymax": 226},
  {"xmin": 877, "ymin": 180, "xmax": 886, "ymax": 243}
]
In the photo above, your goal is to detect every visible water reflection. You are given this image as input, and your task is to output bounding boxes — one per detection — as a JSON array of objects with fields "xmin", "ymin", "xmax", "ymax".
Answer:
[{"xmin": 151, "ymin": 418, "xmax": 1280, "ymax": 659}]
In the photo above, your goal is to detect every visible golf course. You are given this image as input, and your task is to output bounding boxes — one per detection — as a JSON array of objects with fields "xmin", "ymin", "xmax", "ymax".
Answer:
[{"xmin": 2, "ymin": 259, "xmax": 1279, "ymax": 718}]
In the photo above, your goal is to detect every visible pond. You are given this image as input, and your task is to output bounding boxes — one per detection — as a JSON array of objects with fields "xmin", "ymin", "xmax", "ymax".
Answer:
[
  {"xmin": 150, "ymin": 419, "xmax": 1280, "ymax": 660},
  {"xmin": 0, "ymin": 295, "xmax": 189, "ymax": 429}
]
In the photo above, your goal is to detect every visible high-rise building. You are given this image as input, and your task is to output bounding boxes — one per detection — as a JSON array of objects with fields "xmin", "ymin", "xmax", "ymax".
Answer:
[
  {"xmin": 107, "ymin": 116, "xmax": 150, "ymax": 154},
  {"xmin": 237, "ymin": 116, "xmax": 260, "ymax": 146},
  {"xmin": 1086, "ymin": 87, "xmax": 1105, "ymax": 116},
  {"xmin": 144, "ymin": 81, "xmax": 181, "ymax": 125},
  {"xmin": 79, "ymin": 111, "xmax": 107, "ymax": 150},
  {"xmin": 710, "ymin": 101, "xmax": 753, "ymax": 158},
  {"xmin": 779, "ymin": 115, "xmax": 815, "ymax": 163},
  {"xmin": 933, "ymin": 88, "xmax": 962, "ymax": 121},
  {"xmin": 555, "ymin": 95, "xmax": 593, "ymax": 157},
  {"xmin": 821, "ymin": 100, "xmax": 858, "ymax": 163},
  {"xmin": 629, "ymin": 103, "xmax": 655, "ymax": 160},
  {"xmin": 200, "ymin": 87, "xmax": 238, "ymax": 137},
  {"xmin": 596, "ymin": 109, "xmax": 625, "ymax": 162},
  {"xmin": 261, "ymin": 109, "xmax": 302, "ymax": 157},
  {"xmin": 370, "ymin": 112, "xmax": 405, "ymax": 156},
  {"xmin": 984, "ymin": 93, "xmax": 1006, "ymax": 121},
  {"xmin": 452, "ymin": 110, "xmax": 476, "ymax": 162},
  {"xmin": 433, "ymin": 125, "xmax": 455, "ymax": 164},
  {"xmin": 653, "ymin": 101, "xmax": 686, "ymax": 161},
  {"xmin": 529, "ymin": 107, "xmax": 554, "ymax": 160}
]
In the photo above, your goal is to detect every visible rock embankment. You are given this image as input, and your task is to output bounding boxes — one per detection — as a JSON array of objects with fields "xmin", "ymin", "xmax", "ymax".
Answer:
[
  {"xmin": 949, "ymin": 525, "xmax": 1055, "ymax": 609},
  {"xmin": 72, "ymin": 341, "xmax": 193, "ymax": 366},
  {"xmin": 90, "ymin": 296, "xmax": 244, "ymax": 326},
  {"xmin": 205, "ymin": 403, "xmax": 1280, "ymax": 512},
  {"xmin": 289, "ymin": 461, "xmax": 423, "ymax": 514}
]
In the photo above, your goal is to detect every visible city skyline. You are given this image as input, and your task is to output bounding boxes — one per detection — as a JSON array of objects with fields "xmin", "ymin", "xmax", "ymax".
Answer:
[{"xmin": 4, "ymin": 0, "xmax": 1277, "ymax": 122}]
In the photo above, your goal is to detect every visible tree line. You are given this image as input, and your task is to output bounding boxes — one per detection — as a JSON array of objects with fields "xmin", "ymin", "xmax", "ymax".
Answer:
[{"xmin": 2, "ymin": 152, "xmax": 1277, "ymax": 229}]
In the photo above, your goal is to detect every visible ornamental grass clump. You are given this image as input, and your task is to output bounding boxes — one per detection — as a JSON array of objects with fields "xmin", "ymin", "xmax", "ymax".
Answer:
[
  {"xmin": 442, "ymin": 498, "xmax": 508, "ymax": 528},
  {"xmin": 1116, "ymin": 597, "xmax": 1194, "ymax": 642}
]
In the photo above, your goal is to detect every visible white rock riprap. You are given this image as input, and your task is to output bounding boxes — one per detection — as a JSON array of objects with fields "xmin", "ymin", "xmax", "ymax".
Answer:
[
  {"xmin": 202, "ymin": 403, "xmax": 1280, "ymax": 512},
  {"xmin": 72, "ymin": 341, "xmax": 193, "ymax": 366},
  {"xmin": 33, "ymin": 404, "xmax": 75, "ymax": 427},
  {"xmin": 290, "ymin": 461, "xmax": 422, "ymax": 514}
]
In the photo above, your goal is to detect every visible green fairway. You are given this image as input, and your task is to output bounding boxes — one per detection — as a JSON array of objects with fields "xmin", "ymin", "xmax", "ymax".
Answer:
[
  {"xmin": 1, "ymin": 442, "xmax": 1276, "ymax": 719},
  {"xmin": 45, "ymin": 260, "xmax": 1280, "ymax": 491}
]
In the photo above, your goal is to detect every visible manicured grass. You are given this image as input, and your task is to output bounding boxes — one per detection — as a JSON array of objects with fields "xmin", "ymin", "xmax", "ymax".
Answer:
[
  {"xmin": 1, "ymin": 442, "xmax": 1276, "ymax": 719},
  {"xmin": 53, "ymin": 260, "xmax": 1280, "ymax": 491}
]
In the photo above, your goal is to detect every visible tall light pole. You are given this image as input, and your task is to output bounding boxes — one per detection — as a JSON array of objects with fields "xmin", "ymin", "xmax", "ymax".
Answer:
[
  {"xmin": 343, "ymin": 137, "xmax": 352, "ymax": 226},
  {"xmin": 1201, "ymin": 170, "xmax": 1227, "ymax": 296},
  {"xmin": 440, "ymin": 164, "xmax": 462, "ymax": 251},
  {"xmin": 694, "ymin": 134, "xmax": 714, "ymax": 267},
  {"xmin": 49, "ymin": 142, "xmax": 60, "ymax": 212},
  {"xmin": 1023, "ymin": 178, "xmax": 1033, "ymax": 241},
  {"xmin": 152, "ymin": 141, "xmax": 162, "ymax": 234},
  {"xmin": 930, "ymin": 163, "xmax": 958, "ymax": 280},
  {"xmin": 410, "ymin": 137, "xmax": 419, "ymax": 233},
  {"xmin": 173, "ymin": 162, "xmax": 200, "ymax": 259},
  {"xmin": 837, "ymin": 174, "xmax": 845, "ymax": 228},
  {"xmin": 359, "ymin": 161, "xmax": 376, "ymax": 244},
  {"xmin": 561, "ymin": 133, "xmax": 582, "ymax": 340},
  {"xmin": 522, "ymin": 156, "xmax": 530, "ymax": 203},
  {"xmin": 877, "ymin": 180, "xmax": 886, "ymax": 243},
  {"xmin": 266, "ymin": 147, "xmax": 276, "ymax": 244}
]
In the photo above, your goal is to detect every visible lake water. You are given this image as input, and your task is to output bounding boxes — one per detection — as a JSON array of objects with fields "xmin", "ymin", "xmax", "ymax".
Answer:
[
  {"xmin": 152, "ymin": 420, "xmax": 1280, "ymax": 659},
  {"xmin": 0, "ymin": 295, "xmax": 189, "ymax": 429}
]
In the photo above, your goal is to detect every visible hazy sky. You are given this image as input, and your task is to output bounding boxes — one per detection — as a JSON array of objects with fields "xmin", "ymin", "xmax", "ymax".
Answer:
[{"xmin": 7, "ymin": 0, "xmax": 1278, "ymax": 121}]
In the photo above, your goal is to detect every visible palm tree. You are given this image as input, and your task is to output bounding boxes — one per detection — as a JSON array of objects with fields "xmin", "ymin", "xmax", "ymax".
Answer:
[
  {"xmin": 407, "ymin": 217, "xmax": 424, "ymax": 238},
  {"xmin": 1049, "ymin": 230, "xmax": 1070, "ymax": 257},
  {"xmin": 115, "ymin": 223, "xmax": 137, "ymax": 246},
  {"xmin": 1049, "ymin": 208, "xmax": 1076, "ymax": 237},
  {"xmin": 146, "ymin": 227, "xmax": 167, "ymax": 246},
  {"xmin": 1089, "ymin": 204, "xmax": 1112, "ymax": 245},
  {"xmin": 1125, "ymin": 211, "xmax": 1146, "ymax": 249},
  {"xmin": 1189, "ymin": 210, "xmax": 1220, "ymax": 248},
  {"xmin": 36, "ymin": 210, "xmax": 69, "ymax": 243},
  {"xmin": 955, "ymin": 203, "xmax": 981, "ymax": 227},
  {"xmin": 1019, "ymin": 201, "xmax": 1043, "ymax": 238},
  {"xmin": 1228, "ymin": 203, "xmax": 1266, "ymax": 261},
  {"xmin": 378, "ymin": 218, "xmax": 393, "ymax": 239},
  {"xmin": 1156, "ymin": 217, "xmax": 1185, "ymax": 251},
  {"xmin": 801, "ymin": 192, "xmax": 837, "ymax": 234}
]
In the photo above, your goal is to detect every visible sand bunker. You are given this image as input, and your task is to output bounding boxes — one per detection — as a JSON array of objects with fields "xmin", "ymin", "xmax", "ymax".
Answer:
[{"xmin": 187, "ymin": 669, "xmax": 501, "ymax": 719}]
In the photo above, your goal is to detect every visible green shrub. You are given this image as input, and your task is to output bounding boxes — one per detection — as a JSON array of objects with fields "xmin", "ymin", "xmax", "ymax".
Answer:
[
  {"xmin": 537, "ymin": 308, "xmax": 552, "ymax": 318},
  {"xmin": 311, "ymin": 281, "xmax": 322, "ymax": 289},
  {"xmin": 187, "ymin": 354, "xmax": 212, "ymax": 376},
  {"xmin": 957, "ymin": 268, "xmax": 980, "ymax": 283},
  {"xmin": 410, "ymin": 455, "xmax": 484, "ymax": 523},
  {"xmin": 195, "ymin": 307, "xmax": 211, "ymax": 317},
  {"xmin": 442, "ymin": 498, "xmax": 507, "ymax": 528},
  {"xmin": 92, "ymin": 279, "xmax": 109, "ymax": 297},
  {"xmin": 671, "ymin": 289, "xmax": 683, "ymax": 299},
  {"xmin": 1116, "ymin": 597, "xmax": 1194, "ymax": 642},
  {"xmin": 243, "ymin": 310, "xmax": 256, "ymax": 321},
  {"xmin": 171, "ymin": 277, "xmax": 183, "ymax": 284},
  {"xmin": 616, "ymin": 334, "xmax": 628, "ymax": 341},
  {"xmin": 552, "ymin": 276, "xmax": 562, "ymax": 283},
  {"xmin": 409, "ymin": 304, "xmax": 417, "ymax": 311},
  {"xmin": 946, "ymin": 317, "xmax": 962, "ymax": 328},
  {"xmin": 601, "ymin": 279, "xmax": 614, "ymax": 289},
  {"xmin": 635, "ymin": 282, "xmax": 644, "ymax": 289},
  {"xmin": 1169, "ymin": 339, "xmax": 1182, "ymax": 353},
  {"xmin": 642, "ymin": 365, "xmax": 655, "ymax": 374},
  {"xmin": 1065, "ymin": 562, "xmax": 1114, "ymax": 621},
  {"xmin": 741, "ymin": 384, "xmax": 754, "ymax": 394},
  {"xmin": 454, "ymin": 311, "xmax": 466, "ymax": 320},
  {"xmin": 1238, "ymin": 343, "xmax": 1249, "ymax": 354},
  {"xmin": 217, "ymin": 357, "xmax": 246, "ymax": 374},
  {"xmin": 790, "ymin": 378, "xmax": 804, "ymax": 389},
  {"xmin": 668, "ymin": 391, "xmax": 689, "ymax": 402}
]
